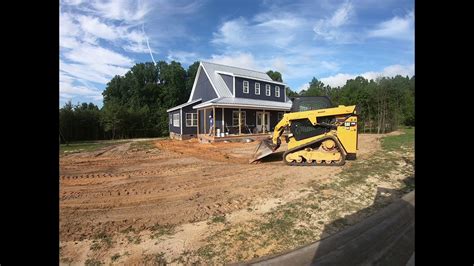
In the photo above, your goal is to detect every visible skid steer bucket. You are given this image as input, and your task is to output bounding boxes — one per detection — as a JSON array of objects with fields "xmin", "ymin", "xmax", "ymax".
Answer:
[{"xmin": 249, "ymin": 139, "xmax": 276, "ymax": 163}]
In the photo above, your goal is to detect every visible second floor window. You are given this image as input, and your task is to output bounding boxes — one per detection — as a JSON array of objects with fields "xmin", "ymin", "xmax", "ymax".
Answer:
[
  {"xmin": 275, "ymin": 86, "xmax": 280, "ymax": 97},
  {"xmin": 243, "ymin": 81, "xmax": 249, "ymax": 93},
  {"xmin": 266, "ymin": 84, "xmax": 271, "ymax": 96},
  {"xmin": 255, "ymin": 83, "xmax": 260, "ymax": 95}
]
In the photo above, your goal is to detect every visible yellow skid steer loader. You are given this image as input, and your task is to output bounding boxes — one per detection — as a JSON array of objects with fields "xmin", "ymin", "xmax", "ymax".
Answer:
[{"xmin": 251, "ymin": 96, "xmax": 358, "ymax": 166}]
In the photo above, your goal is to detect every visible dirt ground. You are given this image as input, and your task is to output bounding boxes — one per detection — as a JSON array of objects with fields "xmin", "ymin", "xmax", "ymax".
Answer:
[{"xmin": 59, "ymin": 133, "xmax": 388, "ymax": 264}]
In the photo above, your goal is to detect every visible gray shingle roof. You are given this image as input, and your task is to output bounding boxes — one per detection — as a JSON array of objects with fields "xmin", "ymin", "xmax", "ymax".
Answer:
[
  {"xmin": 166, "ymin": 98, "xmax": 202, "ymax": 112},
  {"xmin": 200, "ymin": 61, "xmax": 286, "ymax": 98},
  {"xmin": 193, "ymin": 97, "xmax": 292, "ymax": 110}
]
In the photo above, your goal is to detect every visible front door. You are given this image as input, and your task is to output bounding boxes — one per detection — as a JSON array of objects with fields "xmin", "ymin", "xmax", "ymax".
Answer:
[{"xmin": 256, "ymin": 112, "xmax": 270, "ymax": 133}]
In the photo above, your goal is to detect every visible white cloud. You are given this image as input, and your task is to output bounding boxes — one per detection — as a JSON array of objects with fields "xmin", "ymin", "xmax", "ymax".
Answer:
[
  {"xmin": 271, "ymin": 58, "xmax": 289, "ymax": 74},
  {"xmin": 368, "ymin": 10, "xmax": 414, "ymax": 40},
  {"xmin": 76, "ymin": 15, "xmax": 118, "ymax": 41},
  {"xmin": 60, "ymin": 71, "xmax": 104, "ymax": 102},
  {"xmin": 207, "ymin": 52, "xmax": 263, "ymax": 71},
  {"xmin": 320, "ymin": 73, "xmax": 357, "ymax": 88},
  {"xmin": 297, "ymin": 83, "xmax": 310, "ymax": 92},
  {"xmin": 313, "ymin": 2, "xmax": 355, "ymax": 42},
  {"xmin": 320, "ymin": 64, "xmax": 414, "ymax": 87},
  {"xmin": 329, "ymin": 2, "xmax": 353, "ymax": 27},
  {"xmin": 212, "ymin": 14, "xmax": 307, "ymax": 49},
  {"xmin": 60, "ymin": 13, "xmax": 81, "ymax": 41},
  {"xmin": 63, "ymin": 44, "xmax": 134, "ymax": 66},
  {"xmin": 212, "ymin": 18, "xmax": 248, "ymax": 47},
  {"xmin": 167, "ymin": 51, "xmax": 198, "ymax": 64},
  {"xmin": 90, "ymin": 0, "xmax": 152, "ymax": 22},
  {"xmin": 320, "ymin": 61, "xmax": 340, "ymax": 72},
  {"xmin": 61, "ymin": 0, "xmax": 84, "ymax": 6},
  {"xmin": 61, "ymin": 60, "xmax": 130, "ymax": 84}
]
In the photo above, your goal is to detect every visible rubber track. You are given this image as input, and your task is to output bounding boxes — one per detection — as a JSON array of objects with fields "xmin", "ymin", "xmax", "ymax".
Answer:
[{"xmin": 282, "ymin": 135, "xmax": 346, "ymax": 166}]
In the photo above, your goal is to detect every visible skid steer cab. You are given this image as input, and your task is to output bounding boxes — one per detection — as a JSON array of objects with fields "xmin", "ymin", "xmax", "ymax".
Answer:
[{"xmin": 250, "ymin": 96, "xmax": 358, "ymax": 166}]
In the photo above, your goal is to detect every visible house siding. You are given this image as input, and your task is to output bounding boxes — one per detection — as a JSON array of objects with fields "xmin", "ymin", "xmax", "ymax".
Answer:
[
  {"xmin": 167, "ymin": 100, "xmax": 201, "ymax": 136},
  {"xmin": 181, "ymin": 104, "xmax": 198, "ymax": 135},
  {"xmin": 191, "ymin": 67, "xmax": 218, "ymax": 102},
  {"xmin": 234, "ymin": 77, "xmax": 285, "ymax": 102},
  {"xmin": 220, "ymin": 74, "xmax": 233, "ymax": 93},
  {"xmin": 169, "ymin": 110, "xmax": 181, "ymax": 134}
]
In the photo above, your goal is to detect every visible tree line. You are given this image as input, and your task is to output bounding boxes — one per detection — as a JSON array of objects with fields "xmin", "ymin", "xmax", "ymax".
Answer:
[
  {"xmin": 298, "ymin": 75, "xmax": 415, "ymax": 133},
  {"xmin": 60, "ymin": 61, "xmax": 414, "ymax": 142}
]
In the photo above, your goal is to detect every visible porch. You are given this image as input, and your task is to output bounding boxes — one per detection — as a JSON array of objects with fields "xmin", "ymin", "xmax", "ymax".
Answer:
[{"xmin": 194, "ymin": 106, "xmax": 288, "ymax": 143}]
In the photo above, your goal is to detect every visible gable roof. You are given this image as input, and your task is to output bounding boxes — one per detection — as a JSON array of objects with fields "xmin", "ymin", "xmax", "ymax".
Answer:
[
  {"xmin": 188, "ymin": 61, "xmax": 287, "ymax": 102},
  {"xmin": 166, "ymin": 98, "xmax": 202, "ymax": 112}
]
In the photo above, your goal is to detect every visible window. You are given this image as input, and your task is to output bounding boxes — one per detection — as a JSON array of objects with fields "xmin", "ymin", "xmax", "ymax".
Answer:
[
  {"xmin": 232, "ymin": 111, "xmax": 246, "ymax": 126},
  {"xmin": 243, "ymin": 80, "xmax": 249, "ymax": 93},
  {"xmin": 278, "ymin": 112, "xmax": 284, "ymax": 121},
  {"xmin": 255, "ymin": 83, "xmax": 260, "ymax": 95},
  {"xmin": 173, "ymin": 113, "xmax": 180, "ymax": 127},
  {"xmin": 186, "ymin": 113, "xmax": 197, "ymax": 127},
  {"xmin": 266, "ymin": 84, "xmax": 271, "ymax": 96},
  {"xmin": 275, "ymin": 86, "xmax": 280, "ymax": 97},
  {"xmin": 169, "ymin": 114, "xmax": 172, "ymax": 125}
]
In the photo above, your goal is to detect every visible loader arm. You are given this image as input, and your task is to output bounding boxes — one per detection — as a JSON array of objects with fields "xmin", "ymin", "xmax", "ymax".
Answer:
[{"xmin": 270, "ymin": 115, "xmax": 289, "ymax": 150}]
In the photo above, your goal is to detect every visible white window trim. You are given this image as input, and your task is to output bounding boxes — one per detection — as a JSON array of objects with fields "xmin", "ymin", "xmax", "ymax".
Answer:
[
  {"xmin": 255, "ymin": 83, "xmax": 260, "ymax": 95},
  {"xmin": 169, "ymin": 114, "xmax": 172, "ymax": 125},
  {"xmin": 275, "ymin": 86, "xmax": 280, "ymax": 97},
  {"xmin": 186, "ymin": 113, "xmax": 198, "ymax": 127},
  {"xmin": 243, "ymin": 80, "xmax": 249, "ymax": 94},
  {"xmin": 173, "ymin": 113, "xmax": 180, "ymax": 127},
  {"xmin": 266, "ymin": 84, "xmax": 271, "ymax": 96},
  {"xmin": 232, "ymin": 111, "xmax": 246, "ymax": 126}
]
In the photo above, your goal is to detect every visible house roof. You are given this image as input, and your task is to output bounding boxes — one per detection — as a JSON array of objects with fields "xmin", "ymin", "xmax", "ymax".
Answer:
[
  {"xmin": 193, "ymin": 97, "xmax": 292, "ymax": 111},
  {"xmin": 199, "ymin": 61, "xmax": 287, "ymax": 97},
  {"xmin": 166, "ymin": 98, "xmax": 202, "ymax": 112}
]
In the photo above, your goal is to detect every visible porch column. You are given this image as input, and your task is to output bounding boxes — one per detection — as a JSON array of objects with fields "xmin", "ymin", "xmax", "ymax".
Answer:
[
  {"xmin": 204, "ymin": 109, "xmax": 207, "ymax": 134},
  {"xmin": 197, "ymin": 109, "xmax": 200, "ymax": 135},
  {"xmin": 221, "ymin": 107, "xmax": 224, "ymax": 134},
  {"xmin": 238, "ymin": 108, "xmax": 242, "ymax": 135},
  {"xmin": 213, "ymin": 106, "xmax": 216, "ymax": 136},
  {"xmin": 262, "ymin": 109, "xmax": 266, "ymax": 134}
]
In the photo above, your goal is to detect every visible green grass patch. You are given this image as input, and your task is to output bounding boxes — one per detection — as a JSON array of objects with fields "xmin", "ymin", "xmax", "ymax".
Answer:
[
  {"xmin": 85, "ymin": 258, "xmax": 103, "ymax": 266},
  {"xmin": 111, "ymin": 253, "xmax": 121, "ymax": 262},
  {"xmin": 91, "ymin": 231, "xmax": 114, "ymax": 249},
  {"xmin": 60, "ymin": 142, "xmax": 116, "ymax": 154},
  {"xmin": 150, "ymin": 224, "xmax": 175, "ymax": 239},
  {"xmin": 211, "ymin": 215, "xmax": 226, "ymax": 223},
  {"xmin": 381, "ymin": 128, "xmax": 414, "ymax": 151},
  {"xmin": 126, "ymin": 235, "xmax": 142, "ymax": 244},
  {"xmin": 130, "ymin": 140, "xmax": 157, "ymax": 151},
  {"xmin": 197, "ymin": 244, "xmax": 219, "ymax": 260}
]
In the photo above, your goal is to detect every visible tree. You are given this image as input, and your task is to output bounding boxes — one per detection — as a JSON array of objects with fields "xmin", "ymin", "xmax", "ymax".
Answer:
[
  {"xmin": 266, "ymin": 70, "xmax": 283, "ymax": 82},
  {"xmin": 301, "ymin": 78, "xmax": 326, "ymax": 96},
  {"xmin": 286, "ymin": 87, "xmax": 299, "ymax": 98},
  {"xmin": 186, "ymin": 61, "xmax": 200, "ymax": 95}
]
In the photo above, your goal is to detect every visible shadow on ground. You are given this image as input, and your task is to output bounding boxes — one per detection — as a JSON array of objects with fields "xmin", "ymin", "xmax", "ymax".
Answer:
[{"xmin": 240, "ymin": 174, "xmax": 415, "ymax": 266}]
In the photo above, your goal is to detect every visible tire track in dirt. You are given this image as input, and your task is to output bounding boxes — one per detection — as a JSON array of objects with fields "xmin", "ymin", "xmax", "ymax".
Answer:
[{"xmin": 60, "ymin": 134, "xmax": 384, "ymax": 243}]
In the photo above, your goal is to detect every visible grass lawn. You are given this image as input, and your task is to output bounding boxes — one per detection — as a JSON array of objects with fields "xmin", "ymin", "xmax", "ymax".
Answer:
[{"xmin": 59, "ymin": 140, "xmax": 127, "ymax": 154}]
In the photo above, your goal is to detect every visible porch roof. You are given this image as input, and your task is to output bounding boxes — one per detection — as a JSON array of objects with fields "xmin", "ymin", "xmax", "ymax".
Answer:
[
  {"xmin": 193, "ymin": 97, "xmax": 292, "ymax": 111},
  {"xmin": 166, "ymin": 98, "xmax": 202, "ymax": 112}
]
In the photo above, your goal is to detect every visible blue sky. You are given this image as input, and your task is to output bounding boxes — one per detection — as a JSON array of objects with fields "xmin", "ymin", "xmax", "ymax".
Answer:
[{"xmin": 60, "ymin": 0, "xmax": 414, "ymax": 107}]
